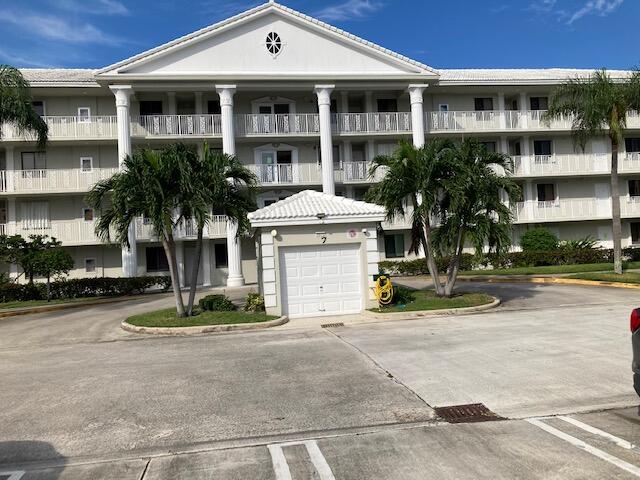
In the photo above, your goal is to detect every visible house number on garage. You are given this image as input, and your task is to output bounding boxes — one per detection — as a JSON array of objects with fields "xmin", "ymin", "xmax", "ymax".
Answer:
[{"xmin": 347, "ymin": 229, "xmax": 358, "ymax": 239}]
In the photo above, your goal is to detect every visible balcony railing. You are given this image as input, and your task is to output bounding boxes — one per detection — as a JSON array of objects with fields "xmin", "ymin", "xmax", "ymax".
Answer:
[
  {"xmin": 2, "ymin": 116, "xmax": 118, "ymax": 141},
  {"xmin": 0, "ymin": 168, "xmax": 118, "ymax": 194},
  {"xmin": 512, "ymin": 154, "xmax": 610, "ymax": 177},
  {"xmin": 135, "ymin": 216, "xmax": 227, "ymax": 241},
  {"xmin": 6, "ymin": 220, "xmax": 102, "ymax": 246},
  {"xmin": 131, "ymin": 114, "xmax": 222, "ymax": 137},
  {"xmin": 247, "ymin": 163, "xmax": 322, "ymax": 185},
  {"xmin": 235, "ymin": 114, "xmax": 320, "ymax": 136},
  {"xmin": 335, "ymin": 113, "xmax": 412, "ymax": 135},
  {"xmin": 512, "ymin": 198, "xmax": 611, "ymax": 223},
  {"xmin": 427, "ymin": 110, "xmax": 573, "ymax": 133},
  {"xmin": 339, "ymin": 161, "xmax": 388, "ymax": 183}
]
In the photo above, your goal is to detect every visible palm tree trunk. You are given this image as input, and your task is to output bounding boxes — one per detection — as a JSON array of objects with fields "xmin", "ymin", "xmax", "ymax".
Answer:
[
  {"xmin": 611, "ymin": 139, "xmax": 623, "ymax": 274},
  {"xmin": 422, "ymin": 220, "xmax": 445, "ymax": 297},
  {"xmin": 162, "ymin": 232, "xmax": 186, "ymax": 317},
  {"xmin": 444, "ymin": 228, "xmax": 464, "ymax": 298},
  {"xmin": 186, "ymin": 225, "xmax": 204, "ymax": 316}
]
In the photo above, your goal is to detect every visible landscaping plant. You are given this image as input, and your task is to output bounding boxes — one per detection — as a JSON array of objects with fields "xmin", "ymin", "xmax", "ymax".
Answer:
[
  {"xmin": 519, "ymin": 227, "xmax": 559, "ymax": 252},
  {"xmin": 199, "ymin": 294, "xmax": 236, "ymax": 312},
  {"xmin": 244, "ymin": 293, "xmax": 266, "ymax": 312}
]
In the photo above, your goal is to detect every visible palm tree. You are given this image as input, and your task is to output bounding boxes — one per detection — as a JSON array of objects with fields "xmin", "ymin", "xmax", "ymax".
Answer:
[
  {"xmin": 434, "ymin": 140, "xmax": 520, "ymax": 296},
  {"xmin": 180, "ymin": 143, "xmax": 257, "ymax": 316},
  {"xmin": 545, "ymin": 69, "xmax": 640, "ymax": 274},
  {"xmin": 367, "ymin": 140, "xmax": 453, "ymax": 296},
  {"xmin": 0, "ymin": 65, "xmax": 48, "ymax": 147}
]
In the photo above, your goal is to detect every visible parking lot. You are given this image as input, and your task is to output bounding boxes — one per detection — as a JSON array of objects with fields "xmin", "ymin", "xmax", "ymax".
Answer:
[{"xmin": 1, "ymin": 282, "xmax": 639, "ymax": 478}]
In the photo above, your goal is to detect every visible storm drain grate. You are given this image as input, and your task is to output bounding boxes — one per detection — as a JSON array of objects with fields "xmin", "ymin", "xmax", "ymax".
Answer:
[
  {"xmin": 435, "ymin": 403, "xmax": 505, "ymax": 424},
  {"xmin": 321, "ymin": 322, "xmax": 345, "ymax": 328}
]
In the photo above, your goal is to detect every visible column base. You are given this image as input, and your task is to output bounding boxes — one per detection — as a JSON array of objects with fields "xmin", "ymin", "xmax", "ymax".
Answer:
[{"xmin": 226, "ymin": 275, "xmax": 245, "ymax": 288}]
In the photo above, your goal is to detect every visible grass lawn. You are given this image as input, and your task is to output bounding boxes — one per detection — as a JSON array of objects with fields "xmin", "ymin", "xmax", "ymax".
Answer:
[
  {"xmin": 459, "ymin": 261, "xmax": 640, "ymax": 276},
  {"xmin": 567, "ymin": 272, "xmax": 640, "ymax": 284},
  {"xmin": 0, "ymin": 297, "xmax": 100, "ymax": 310},
  {"xmin": 371, "ymin": 290, "xmax": 494, "ymax": 313},
  {"xmin": 126, "ymin": 308, "xmax": 278, "ymax": 328}
]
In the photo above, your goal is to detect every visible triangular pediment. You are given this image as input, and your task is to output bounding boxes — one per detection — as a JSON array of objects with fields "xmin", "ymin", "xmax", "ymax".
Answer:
[{"xmin": 98, "ymin": 3, "xmax": 438, "ymax": 80}]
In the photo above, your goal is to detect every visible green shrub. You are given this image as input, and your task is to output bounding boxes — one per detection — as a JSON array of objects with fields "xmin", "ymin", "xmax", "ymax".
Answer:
[
  {"xmin": 199, "ymin": 294, "xmax": 236, "ymax": 312},
  {"xmin": 244, "ymin": 293, "xmax": 265, "ymax": 312},
  {"xmin": 379, "ymin": 253, "xmax": 477, "ymax": 276},
  {"xmin": 392, "ymin": 285, "xmax": 415, "ymax": 305},
  {"xmin": 520, "ymin": 228, "xmax": 559, "ymax": 252},
  {"xmin": 560, "ymin": 236, "xmax": 598, "ymax": 251}
]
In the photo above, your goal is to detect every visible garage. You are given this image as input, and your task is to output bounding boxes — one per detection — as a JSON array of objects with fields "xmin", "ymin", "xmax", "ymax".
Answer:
[
  {"xmin": 248, "ymin": 190, "xmax": 386, "ymax": 319},
  {"xmin": 280, "ymin": 244, "xmax": 363, "ymax": 318}
]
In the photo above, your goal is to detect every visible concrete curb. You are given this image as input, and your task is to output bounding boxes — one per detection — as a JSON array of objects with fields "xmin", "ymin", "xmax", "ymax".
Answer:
[
  {"xmin": 121, "ymin": 315, "xmax": 289, "ymax": 336},
  {"xmin": 458, "ymin": 275, "xmax": 640, "ymax": 289},
  {"xmin": 363, "ymin": 296, "xmax": 501, "ymax": 320},
  {"xmin": 0, "ymin": 292, "xmax": 171, "ymax": 319}
]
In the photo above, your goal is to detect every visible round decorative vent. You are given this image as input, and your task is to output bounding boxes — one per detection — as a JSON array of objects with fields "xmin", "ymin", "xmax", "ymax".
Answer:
[{"xmin": 265, "ymin": 32, "xmax": 282, "ymax": 56}]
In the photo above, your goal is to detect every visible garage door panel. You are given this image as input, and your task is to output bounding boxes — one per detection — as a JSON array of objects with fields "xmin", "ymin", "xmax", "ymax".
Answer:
[{"xmin": 280, "ymin": 244, "xmax": 363, "ymax": 318}]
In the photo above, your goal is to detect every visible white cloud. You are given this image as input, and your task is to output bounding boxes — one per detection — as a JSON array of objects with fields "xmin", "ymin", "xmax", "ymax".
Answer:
[
  {"xmin": 54, "ymin": 0, "xmax": 129, "ymax": 15},
  {"xmin": 315, "ymin": 0, "xmax": 384, "ymax": 22},
  {"xmin": 0, "ymin": 10, "xmax": 123, "ymax": 45},
  {"xmin": 528, "ymin": 0, "xmax": 558, "ymax": 13},
  {"xmin": 568, "ymin": 0, "xmax": 624, "ymax": 24}
]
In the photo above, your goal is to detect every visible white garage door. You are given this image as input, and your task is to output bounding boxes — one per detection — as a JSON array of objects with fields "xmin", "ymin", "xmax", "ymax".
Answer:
[{"xmin": 280, "ymin": 244, "xmax": 363, "ymax": 318}]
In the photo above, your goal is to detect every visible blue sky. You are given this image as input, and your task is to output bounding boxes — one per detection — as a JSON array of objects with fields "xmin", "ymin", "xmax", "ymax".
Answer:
[{"xmin": 0, "ymin": 0, "xmax": 637, "ymax": 70}]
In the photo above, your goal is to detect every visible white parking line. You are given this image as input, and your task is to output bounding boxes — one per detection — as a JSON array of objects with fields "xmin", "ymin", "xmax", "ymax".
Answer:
[
  {"xmin": 558, "ymin": 416, "xmax": 637, "ymax": 450},
  {"xmin": 268, "ymin": 439, "xmax": 336, "ymax": 480},
  {"xmin": 0, "ymin": 472, "xmax": 25, "ymax": 480},
  {"xmin": 527, "ymin": 418, "xmax": 640, "ymax": 477}
]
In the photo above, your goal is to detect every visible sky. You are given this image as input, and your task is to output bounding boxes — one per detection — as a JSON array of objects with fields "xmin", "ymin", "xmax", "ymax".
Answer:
[{"xmin": 0, "ymin": 0, "xmax": 638, "ymax": 70}]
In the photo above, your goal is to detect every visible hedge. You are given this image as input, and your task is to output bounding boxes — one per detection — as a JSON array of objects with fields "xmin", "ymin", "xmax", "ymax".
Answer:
[
  {"xmin": 379, "ymin": 247, "xmax": 640, "ymax": 276},
  {"xmin": 0, "ymin": 276, "xmax": 172, "ymax": 303}
]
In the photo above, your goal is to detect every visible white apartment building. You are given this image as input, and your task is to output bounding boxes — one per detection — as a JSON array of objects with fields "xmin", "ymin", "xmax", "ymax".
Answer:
[{"xmin": 2, "ymin": 1, "xmax": 639, "ymax": 289}]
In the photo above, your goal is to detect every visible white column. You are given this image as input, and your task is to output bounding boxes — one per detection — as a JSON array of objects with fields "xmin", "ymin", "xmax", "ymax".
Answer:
[
  {"xmin": 315, "ymin": 85, "xmax": 335, "ymax": 195},
  {"xmin": 216, "ymin": 85, "xmax": 244, "ymax": 287},
  {"xmin": 5, "ymin": 146, "xmax": 14, "ymax": 193},
  {"xmin": 202, "ymin": 240, "xmax": 211, "ymax": 287},
  {"xmin": 110, "ymin": 85, "xmax": 137, "ymax": 278},
  {"xmin": 408, "ymin": 85, "xmax": 428, "ymax": 148},
  {"xmin": 498, "ymin": 92, "xmax": 506, "ymax": 129},
  {"xmin": 519, "ymin": 92, "xmax": 529, "ymax": 129}
]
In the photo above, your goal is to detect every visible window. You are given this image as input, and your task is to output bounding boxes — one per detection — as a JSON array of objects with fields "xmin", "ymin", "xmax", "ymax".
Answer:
[
  {"xmin": 85, "ymin": 258, "xmax": 96, "ymax": 273},
  {"xmin": 632, "ymin": 223, "xmax": 640, "ymax": 244},
  {"xmin": 83, "ymin": 208, "xmax": 94, "ymax": 221},
  {"xmin": 480, "ymin": 141, "xmax": 497, "ymax": 153},
  {"xmin": 376, "ymin": 98, "xmax": 398, "ymax": 112},
  {"xmin": 474, "ymin": 97, "xmax": 494, "ymax": 111},
  {"xmin": 533, "ymin": 140, "xmax": 553, "ymax": 156},
  {"xmin": 537, "ymin": 183, "xmax": 556, "ymax": 202},
  {"xmin": 351, "ymin": 143, "xmax": 367, "ymax": 162},
  {"xmin": 139, "ymin": 101, "xmax": 163, "ymax": 116},
  {"xmin": 354, "ymin": 187, "xmax": 369, "ymax": 201},
  {"xmin": 384, "ymin": 234, "xmax": 405, "ymax": 259},
  {"xmin": 78, "ymin": 107, "xmax": 91, "ymax": 122},
  {"xmin": 265, "ymin": 32, "xmax": 282, "ymax": 56},
  {"xmin": 630, "ymin": 180, "xmax": 640, "ymax": 197},
  {"xmin": 626, "ymin": 138, "xmax": 640, "ymax": 153},
  {"xmin": 207, "ymin": 100, "xmax": 221, "ymax": 114},
  {"xmin": 146, "ymin": 246, "xmax": 169, "ymax": 272},
  {"xmin": 80, "ymin": 157, "xmax": 93, "ymax": 172},
  {"xmin": 32, "ymin": 101, "xmax": 45, "ymax": 117},
  {"xmin": 21, "ymin": 152, "xmax": 46, "ymax": 170},
  {"xmin": 439, "ymin": 104, "xmax": 449, "ymax": 112},
  {"xmin": 530, "ymin": 97, "xmax": 549, "ymax": 111},
  {"xmin": 214, "ymin": 243, "xmax": 228, "ymax": 268}
]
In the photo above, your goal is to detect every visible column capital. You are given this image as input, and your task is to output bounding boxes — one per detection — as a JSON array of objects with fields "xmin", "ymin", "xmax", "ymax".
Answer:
[
  {"xmin": 407, "ymin": 84, "xmax": 428, "ymax": 104},
  {"xmin": 314, "ymin": 85, "xmax": 335, "ymax": 106},
  {"xmin": 109, "ymin": 85, "xmax": 134, "ymax": 107},
  {"xmin": 215, "ymin": 85, "xmax": 237, "ymax": 106}
]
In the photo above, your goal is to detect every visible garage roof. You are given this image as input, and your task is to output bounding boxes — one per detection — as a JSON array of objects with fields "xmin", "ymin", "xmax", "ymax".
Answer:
[{"xmin": 248, "ymin": 190, "xmax": 386, "ymax": 227}]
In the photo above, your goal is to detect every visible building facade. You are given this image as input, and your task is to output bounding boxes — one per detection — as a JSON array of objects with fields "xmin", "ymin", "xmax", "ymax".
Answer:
[{"xmin": 2, "ymin": 1, "xmax": 639, "ymax": 287}]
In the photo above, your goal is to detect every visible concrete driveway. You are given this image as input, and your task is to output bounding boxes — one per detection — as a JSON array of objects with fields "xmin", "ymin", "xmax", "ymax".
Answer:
[{"xmin": 1, "ymin": 281, "xmax": 639, "ymax": 478}]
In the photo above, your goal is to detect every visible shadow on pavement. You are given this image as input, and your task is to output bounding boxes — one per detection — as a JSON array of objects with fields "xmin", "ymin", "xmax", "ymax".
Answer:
[{"xmin": 0, "ymin": 441, "xmax": 65, "ymax": 478}]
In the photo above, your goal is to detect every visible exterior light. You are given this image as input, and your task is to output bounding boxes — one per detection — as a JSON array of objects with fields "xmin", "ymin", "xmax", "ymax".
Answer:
[{"xmin": 271, "ymin": 229, "xmax": 278, "ymax": 237}]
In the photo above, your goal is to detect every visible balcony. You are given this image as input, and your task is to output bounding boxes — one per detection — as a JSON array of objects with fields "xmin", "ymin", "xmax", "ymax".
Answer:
[
  {"xmin": 335, "ymin": 113, "xmax": 412, "ymax": 135},
  {"xmin": 512, "ymin": 199, "xmax": 610, "ymax": 223},
  {"xmin": 0, "ymin": 168, "xmax": 118, "ymax": 194},
  {"xmin": 131, "ymin": 114, "xmax": 223, "ymax": 138},
  {"xmin": 136, "ymin": 216, "xmax": 227, "ymax": 241},
  {"xmin": 512, "ymin": 154, "xmax": 610, "ymax": 177},
  {"xmin": 427, "ymin": 110, "xmax": 573, "ymax": 133},
  {"xmin": 2, "ymin": 116, "xmax": 118, "ymax": 141},
  {"xmin": 338, "ymin": 161, "xmax": 388, "ymax": 184},
  {"xmin": 5, "ymin": 220, "xmax": 103, "ymax": 246},
  {"xmin": 235, "ymin": 114, "xmax": 320, "ymax": 137},
  {"xmin": 247, "ymin": 163, "xmax": 322, "ymax": 185}
]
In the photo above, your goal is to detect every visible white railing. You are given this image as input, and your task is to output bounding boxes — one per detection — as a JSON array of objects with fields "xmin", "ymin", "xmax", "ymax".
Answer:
[
  {"xmin": 340, "ymin": 161, "xmax": 388, "ymax": 183},
  {"xmin": 512, "ymin": 154, "xmax": 610, "ymax": 177},
  {"xmin": 131, "ymin": 115, "xmax": 222, "ymax": 137},
  {"xmin": 6, "ymin": 220, "xmax": 101, "ymax": 245},
  {"xmin": 335, "ymin": 112, "xmax": 412, "ymax": 134},
  {"xmin": 513, "ymin": 198, "xmax": 609, "ymax": 223},
  {"xmin": 0, "ymin": 168, "xmax": 118, "ymax": 193},
  {"xmin": 621, "ymin": 152, "xmax": 640, "ymax": 172},
  {"xmin": 2, "ymin": 116, "xmax": 118, "ymax": 141},
  {"xmin": 427, "ymin": 110, "xmax": 573, "ymax": 133},
  {"xmin": 247, "ymin": 163, "xmax": 322, "ymax": 185},
  {"xmin": 621, "ymin": 196, "xmax": 640, "ymax": 217},
  {"xmin": 235, "ymin": 114, "xmax": 320, "ymax": 136},
  {"xmin": 136, "ymin": 216, "xmax": 227, "ymax": 241}
]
